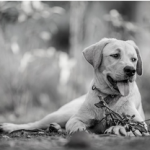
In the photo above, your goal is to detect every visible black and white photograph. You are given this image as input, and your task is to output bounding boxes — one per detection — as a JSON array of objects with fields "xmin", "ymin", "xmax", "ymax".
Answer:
[{"xmin": 0, "ymin": 1, "xmax": 150, "ymax": 150}]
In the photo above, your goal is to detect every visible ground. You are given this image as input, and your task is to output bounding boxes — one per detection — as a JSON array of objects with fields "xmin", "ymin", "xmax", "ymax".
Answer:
[{"xmin": 0, "ymin": 129, "xmax": 150, "ymax": 150}]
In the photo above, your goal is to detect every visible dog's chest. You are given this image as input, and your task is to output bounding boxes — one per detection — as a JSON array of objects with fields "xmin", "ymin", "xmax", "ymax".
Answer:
[{"xmin": 93, "ymin": 95, "xmax": 122, "ymax": 119}]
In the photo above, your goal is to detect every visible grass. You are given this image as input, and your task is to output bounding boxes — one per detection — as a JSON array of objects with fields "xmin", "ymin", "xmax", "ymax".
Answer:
[{"xmin": 1, "ymin": 130, "xmax": 150, "ymax": 150}]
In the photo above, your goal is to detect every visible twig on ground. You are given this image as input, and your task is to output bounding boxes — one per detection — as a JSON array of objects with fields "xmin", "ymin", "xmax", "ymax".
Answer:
[{"xmin": 95, "ymin": 96, "xmax": 148, "ymax": 134}]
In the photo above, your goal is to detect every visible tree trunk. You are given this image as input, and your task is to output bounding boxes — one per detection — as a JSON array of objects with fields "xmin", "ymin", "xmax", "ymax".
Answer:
[{"xmin": 67, "ymin": 2, "xmax": 89, "ymax": 100}]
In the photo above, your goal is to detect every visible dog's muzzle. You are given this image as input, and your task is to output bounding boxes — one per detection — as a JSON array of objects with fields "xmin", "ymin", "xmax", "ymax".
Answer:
[{"xmin": 107, "ymin": 74, "xmax": 130, "ymax": 97}]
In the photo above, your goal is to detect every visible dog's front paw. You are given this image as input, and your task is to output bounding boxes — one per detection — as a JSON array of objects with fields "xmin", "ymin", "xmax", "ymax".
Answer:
[
  {"xmin": 104, "ymin": 125, "xmax": 149, "ymax": 137},
  {"xmin": 66, "ymin": 118, "xmax": 87, "ymax": 134},
  {"xmin": 105, "ymin": 126, "xmax": 127, "ymax": 136},
  {"xmin": 0, "ymin": 123, "xmax": 18, "ymax": 134}
]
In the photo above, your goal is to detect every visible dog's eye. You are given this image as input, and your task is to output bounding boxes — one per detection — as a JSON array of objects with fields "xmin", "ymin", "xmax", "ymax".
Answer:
[
  {"xmin": 110, "ymin": 54, "xmax": 120, "ymax": 59},
  {"xmin": 131, "ymin": 58, "xmax": 137, "ymax": 62}
]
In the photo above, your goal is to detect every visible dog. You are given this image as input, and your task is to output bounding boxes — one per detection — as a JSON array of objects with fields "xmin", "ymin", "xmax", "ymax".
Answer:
[{"xmin": 0, "ymin": 38, "xmax": 148, "ymax": 136}]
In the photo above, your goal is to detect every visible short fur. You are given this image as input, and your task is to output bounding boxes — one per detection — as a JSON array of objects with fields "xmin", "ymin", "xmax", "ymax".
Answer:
[{"xmin": 0, "ymin": 38, "xmax": 147, "ymax": 136}]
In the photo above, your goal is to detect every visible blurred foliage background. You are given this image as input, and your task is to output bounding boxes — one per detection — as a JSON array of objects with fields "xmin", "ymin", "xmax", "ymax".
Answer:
[{"xmin": 0, "ymin": 1, "xmax": 150, "ymax": 123}]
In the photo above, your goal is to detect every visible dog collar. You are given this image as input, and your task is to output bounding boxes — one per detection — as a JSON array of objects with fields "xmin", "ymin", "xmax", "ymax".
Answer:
[{"xmin": 92, "ymin": 85, "xmax": 118, "ymax": 104}]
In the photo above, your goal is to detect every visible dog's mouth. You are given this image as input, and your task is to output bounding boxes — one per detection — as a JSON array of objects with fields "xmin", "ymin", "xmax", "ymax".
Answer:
[{"xmin": 107, "ymin": 75, "xmax": 131, "ymax": 96}]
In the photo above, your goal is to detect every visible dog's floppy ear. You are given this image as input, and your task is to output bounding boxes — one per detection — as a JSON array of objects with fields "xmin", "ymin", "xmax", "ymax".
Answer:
[
  {"xmin": 127, "ymin": 40, "xmax": 142, "ymax": 76},
  {"xmin": 83, "ymin": 38, "xmax": 115, "ymax": 69}
]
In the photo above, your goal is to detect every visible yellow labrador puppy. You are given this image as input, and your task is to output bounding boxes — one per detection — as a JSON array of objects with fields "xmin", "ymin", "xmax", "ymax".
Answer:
[{"xmin": 0, "ymin": 38, "xmax": 147, "ymax": 136}]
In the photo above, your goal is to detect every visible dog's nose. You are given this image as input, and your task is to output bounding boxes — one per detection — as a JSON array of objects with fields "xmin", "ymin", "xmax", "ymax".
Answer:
[{"xmin": 124, "ymin": 66, "xmax": 135, "ymax": 77}]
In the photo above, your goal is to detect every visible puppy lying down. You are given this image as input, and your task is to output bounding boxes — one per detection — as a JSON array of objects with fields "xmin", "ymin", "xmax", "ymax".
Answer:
[{"xmin": 0, "ymin": 38, "xmax": 149, "ymax": 136}]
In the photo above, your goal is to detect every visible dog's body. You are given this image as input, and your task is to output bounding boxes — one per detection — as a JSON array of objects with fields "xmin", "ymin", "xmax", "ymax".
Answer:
[{"xmin": 0, "ymin": 38, "xmax": 147, "ymax": 136}]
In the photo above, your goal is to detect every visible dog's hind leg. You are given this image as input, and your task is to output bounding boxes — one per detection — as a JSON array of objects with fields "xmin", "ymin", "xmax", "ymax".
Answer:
[
  {"xmin": 0, "ymin": 95, "xmax": 85, "ymax": 133},
  {"xmin": 0, "ymin": 110, "xmax": 72, "ymax": 133}
]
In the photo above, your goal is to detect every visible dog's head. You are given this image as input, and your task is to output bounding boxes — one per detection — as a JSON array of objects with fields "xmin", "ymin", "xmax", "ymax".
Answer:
[{"xmin": 83, "ymin": 38, "xmax": 142, "ymax": 96}]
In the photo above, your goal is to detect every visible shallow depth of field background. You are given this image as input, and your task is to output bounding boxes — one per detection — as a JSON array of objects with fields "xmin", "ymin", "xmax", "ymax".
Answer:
[{"xmin": 0, "ymin": 1, "xmax": 150, "ymax": 123}]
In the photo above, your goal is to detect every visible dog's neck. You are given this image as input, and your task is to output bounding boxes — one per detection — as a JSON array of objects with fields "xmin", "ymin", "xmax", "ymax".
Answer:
[
  {"xmin": 93, "ymin": 73, "xmax": 120, "ymax": 96},
  {"xmin": 91, "ymin": 84, "xmax": 120, "ymax": 104}
]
